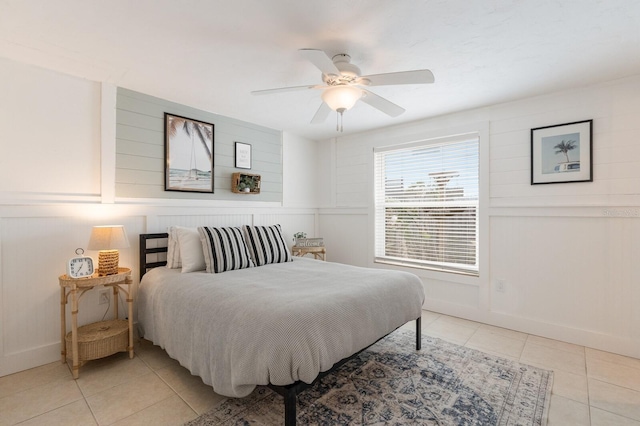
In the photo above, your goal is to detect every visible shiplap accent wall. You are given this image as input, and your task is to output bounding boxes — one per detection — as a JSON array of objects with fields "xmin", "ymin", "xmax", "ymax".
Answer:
[
  {"xmin": 317, "ymin": 75, "xmax": 640, "ymax": 358},
  {"xmin": 116, "ymin": 88, "xmax": 283, "ymax": 202}
]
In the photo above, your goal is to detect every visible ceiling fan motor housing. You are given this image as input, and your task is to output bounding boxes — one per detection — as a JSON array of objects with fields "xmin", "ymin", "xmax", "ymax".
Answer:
[{"xmin": 323, "ymin": 53, "xmax": 362, "ymax": 85}]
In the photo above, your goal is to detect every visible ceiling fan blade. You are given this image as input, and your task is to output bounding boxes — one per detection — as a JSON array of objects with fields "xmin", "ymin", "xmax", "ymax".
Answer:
[
  {"xmin": 360, "ymin": 90, "xmax": 405, "ymax": 117},
  {"xmin": 311, "ymin": 102, "xmax": 332, "ymax": 124},
  {"xmin": 299, "ymin": 49, "xmax": 340, "ymax": 77},
  {"xmin": 251, "ymin": 85, "xmax": 321, "ymax": 95},
  {"xmin": 359, "ymin": 69, "xmax": 434, "ymax": 86}
]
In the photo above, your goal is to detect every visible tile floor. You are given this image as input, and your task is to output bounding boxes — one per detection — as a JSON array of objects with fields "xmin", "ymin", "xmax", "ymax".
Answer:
[{"xmin": 2, "ymin": 310, "xmax": 639, "ymax": 425}]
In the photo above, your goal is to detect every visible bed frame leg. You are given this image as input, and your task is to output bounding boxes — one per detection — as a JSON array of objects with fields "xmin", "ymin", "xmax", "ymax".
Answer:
[
  {"xmin": 416, "ymin": 316, "xmax": 421, "ymax": 350},
  {"xmin": 284, "ymin": 388, "xmax": 297, "ymax": 426}
]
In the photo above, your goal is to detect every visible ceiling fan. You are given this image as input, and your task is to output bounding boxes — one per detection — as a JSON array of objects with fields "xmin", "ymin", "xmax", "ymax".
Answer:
[{"xmin": 251, "ymin": 49, "xmax": 435, "ymax": 131}]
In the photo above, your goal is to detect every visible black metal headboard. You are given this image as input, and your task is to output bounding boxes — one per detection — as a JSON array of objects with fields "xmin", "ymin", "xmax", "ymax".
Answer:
[{"xmin": 139, "ymin": 233, "xmax": 169, "ymax": 281}]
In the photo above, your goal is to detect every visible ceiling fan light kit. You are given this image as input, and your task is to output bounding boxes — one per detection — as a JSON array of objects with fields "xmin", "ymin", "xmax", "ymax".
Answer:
[
  {"xmin": 252, "ymin": 49, "xmax": 434, "ymax": 132},
  {"xmin": 321, "ymin": 85, "xmax": 362, "ymax": 132},
  {"xmin": 321, "ymin": 85, "xmax": 362, "ymax": 112}
]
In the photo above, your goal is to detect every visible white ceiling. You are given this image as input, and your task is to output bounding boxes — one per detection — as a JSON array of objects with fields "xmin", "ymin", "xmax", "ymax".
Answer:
[{"xmin": 1, "ymin": 0, "xmax": 639, "ymax": 140}]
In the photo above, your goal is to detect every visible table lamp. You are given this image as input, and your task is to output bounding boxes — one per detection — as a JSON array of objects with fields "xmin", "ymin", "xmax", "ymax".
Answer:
[{"xmin": 88, "ymin": 225, "xmax": 130, "ymax": 276}]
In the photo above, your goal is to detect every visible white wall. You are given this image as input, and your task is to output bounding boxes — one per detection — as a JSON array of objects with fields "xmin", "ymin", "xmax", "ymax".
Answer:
[
  {"xmin": 2, "ymin": 53, "xmax": 638, "ymax": 377},
  {"xmin": 282, "ymin": 132, "xmax": 318, "ymax": 210},
  {"xmin": 0, "ymin": 57, "xmax": 101, "ymax": 200},
  {"xmin": 0, "ymin": 58, "xmax": 319, "ymax": 376},
  {"xmin": 317, "ymin": 75, "xmax": 640, "ymax": 358}
]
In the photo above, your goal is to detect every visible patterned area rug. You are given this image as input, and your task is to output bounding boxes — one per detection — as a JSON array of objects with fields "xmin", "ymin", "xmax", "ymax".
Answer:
[{"xmin": 186, "ymin": 329, "xmax": 553, "ymax": 425}]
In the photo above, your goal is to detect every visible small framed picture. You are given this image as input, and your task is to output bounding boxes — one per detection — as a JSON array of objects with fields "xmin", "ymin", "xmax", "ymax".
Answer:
[
  {"xmin": 235, "ymin": 142, "xmax": 252, "ymax": 169},
  {"xmin": 531, "ymin": 119, "xmax": 593, "ymax": 185}
]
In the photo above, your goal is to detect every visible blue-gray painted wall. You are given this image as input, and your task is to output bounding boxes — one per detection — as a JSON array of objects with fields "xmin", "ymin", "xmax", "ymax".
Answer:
[{"xmin": 115, "ymin": 88, "xmax": 282, "ymax": 201}]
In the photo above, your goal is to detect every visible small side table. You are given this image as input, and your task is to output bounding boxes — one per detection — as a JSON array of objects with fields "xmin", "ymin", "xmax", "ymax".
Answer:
[
  {"xmin": 292, "ymin": 246, "xmax": 326, "ymax": 261},
  {"xmin": 59, "ymin": 267, "xmax": 133, "ymax": 379}
]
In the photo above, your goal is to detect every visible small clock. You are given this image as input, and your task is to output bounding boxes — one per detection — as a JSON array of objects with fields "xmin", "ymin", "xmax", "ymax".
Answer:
[{"xmin": 66, "ymin": 248, "xmax": 95, "ymax": 279}]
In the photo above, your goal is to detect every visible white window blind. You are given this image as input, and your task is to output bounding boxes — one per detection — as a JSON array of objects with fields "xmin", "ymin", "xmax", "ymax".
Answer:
[{"xmin": 374, "ymin": 135, "xmax": 479, "ymax": 275}]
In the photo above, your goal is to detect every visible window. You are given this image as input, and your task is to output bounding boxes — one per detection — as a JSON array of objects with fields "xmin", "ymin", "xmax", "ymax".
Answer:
[{"xmin": 374, "ymin": 135, "xmax": 479, "ymax": 275}]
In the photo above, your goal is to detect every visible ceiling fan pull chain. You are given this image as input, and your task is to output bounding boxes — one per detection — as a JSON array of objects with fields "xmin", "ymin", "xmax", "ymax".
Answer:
[{"xmin": 337, "ymin": 110, "xmax": 344, "ymax": 132}]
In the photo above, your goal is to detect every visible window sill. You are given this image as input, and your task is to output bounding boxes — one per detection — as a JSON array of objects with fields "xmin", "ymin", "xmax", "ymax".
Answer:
[{"xmin": 372, "ymin": 258, "xmax": 480, "ymax": 286}]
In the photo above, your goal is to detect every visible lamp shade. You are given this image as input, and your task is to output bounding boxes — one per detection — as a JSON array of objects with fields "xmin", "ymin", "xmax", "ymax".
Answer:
[
  {"xmin": 88, "ymin": 225, "xmax": 130, "ymax": 250},
  {"xmin": 321, "ymin": 85, "xmax": 362, "ymax": 112}
]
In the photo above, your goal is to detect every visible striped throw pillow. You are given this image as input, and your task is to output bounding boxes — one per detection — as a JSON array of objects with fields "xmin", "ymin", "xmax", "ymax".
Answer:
[
  {"xmin": 242, "ymin": 224, "xmax": 292, "ymax": 266},
  {"xmin": 198, "ymin": 227, "xmax": 255, "ymax": 273}
]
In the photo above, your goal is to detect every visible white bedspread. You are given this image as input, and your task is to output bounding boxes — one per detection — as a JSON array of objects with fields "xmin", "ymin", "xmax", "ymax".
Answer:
[{"xmin": 138, "ymin": 258, "xmax": 425, "ymax": 397}]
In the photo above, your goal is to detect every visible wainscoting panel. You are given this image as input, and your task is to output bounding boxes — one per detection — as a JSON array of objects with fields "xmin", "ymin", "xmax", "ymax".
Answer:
[
  {"xmin": 490, "ymin": 215, "xmax": 639, "ymax": 339},
  {"xmin": 153, "ymin": 212, "xmax": 317, "ymax": 245},
  {"xmin": 0, "ymin": 208, "xmax": 319, "ymax": 376},
  {"xmin": 0, "ymin": 215, "xmax": 144, "ymax": 376},
  {"xmin": 155, "ymin": 214, "xmax": 254, "ymax": 232}
]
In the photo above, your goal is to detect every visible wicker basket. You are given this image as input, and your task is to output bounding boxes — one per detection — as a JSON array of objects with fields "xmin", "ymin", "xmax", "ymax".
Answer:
[{"xmin": 65, "ymin": 319, "xmax": 129, "ymax": 363}]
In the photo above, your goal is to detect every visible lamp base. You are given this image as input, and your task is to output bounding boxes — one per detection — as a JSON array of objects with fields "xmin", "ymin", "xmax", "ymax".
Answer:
[{"xmin": 98, "ymin": 250, "xmax": 119, "ymax": 276}]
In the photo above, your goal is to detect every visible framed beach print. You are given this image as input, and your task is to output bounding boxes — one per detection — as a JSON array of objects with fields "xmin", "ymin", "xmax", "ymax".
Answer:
[
  {"xmin": 531, "ymin": 119, "xmax": 593, "ymax": 185},
  {"xmin": 235, "ymin": 142, "xmax": 252, "ymax": 169},
  {"xmin": 165, "ymin": 113, "xmax": 214, "ymax": 193}
]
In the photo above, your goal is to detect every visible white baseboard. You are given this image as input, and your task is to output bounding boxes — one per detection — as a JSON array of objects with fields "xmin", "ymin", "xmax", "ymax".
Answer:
[
  {"xmin": 423, "ymin": 299, "xmax": 640, "ymax": 359},
  {"xmin": 0, "ymin": 342, "xmax": 61, "ymax": 377}
]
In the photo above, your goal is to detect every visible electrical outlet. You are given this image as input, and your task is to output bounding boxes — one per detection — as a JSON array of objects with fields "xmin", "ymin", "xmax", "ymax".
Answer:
[
  {"xmin": 496, "ymin": 279, "xmax": 506, "ymax": 293},
  {"xmin": 99, "ymin": 290, "xmax": 110, "ymax": 305}
]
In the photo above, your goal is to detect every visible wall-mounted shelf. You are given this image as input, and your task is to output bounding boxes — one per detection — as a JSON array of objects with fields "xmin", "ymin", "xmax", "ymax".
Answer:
[{"xmin": 231, "ymin": 172, "xmax": 261, "ymax": 194}]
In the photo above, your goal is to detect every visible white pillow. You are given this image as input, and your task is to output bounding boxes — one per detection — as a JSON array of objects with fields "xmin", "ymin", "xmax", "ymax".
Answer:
[
  {"xmin": 166, "ymin": 226, "xmax": 182, "ymax": 269},
  {"xmin": 175, "ymin": 226, "xmax": 206, "ymax": 273}
]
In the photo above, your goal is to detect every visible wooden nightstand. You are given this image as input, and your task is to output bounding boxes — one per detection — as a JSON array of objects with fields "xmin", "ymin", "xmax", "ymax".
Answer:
[
  {"xmin": 292, "ymin": 246, "xmax": 326, "ymax": 261},
  {"xmin": 59, "ymin": 267, "xmax": 133, "ymax": 379}
]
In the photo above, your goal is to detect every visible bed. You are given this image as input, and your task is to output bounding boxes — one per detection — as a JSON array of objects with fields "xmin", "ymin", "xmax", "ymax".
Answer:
[{"xmin": 138, "ymin": 230, "xmax": 425, "ymax": 426}]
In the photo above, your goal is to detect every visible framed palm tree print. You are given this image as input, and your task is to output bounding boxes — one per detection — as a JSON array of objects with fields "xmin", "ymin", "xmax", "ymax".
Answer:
[
  {"xmin": 165, "ymin": 113, "xmax": 214, "ymax": 193},
  {"xmin": 531, "ymin": 119, "xmax": 592, "ymax": 185}
]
